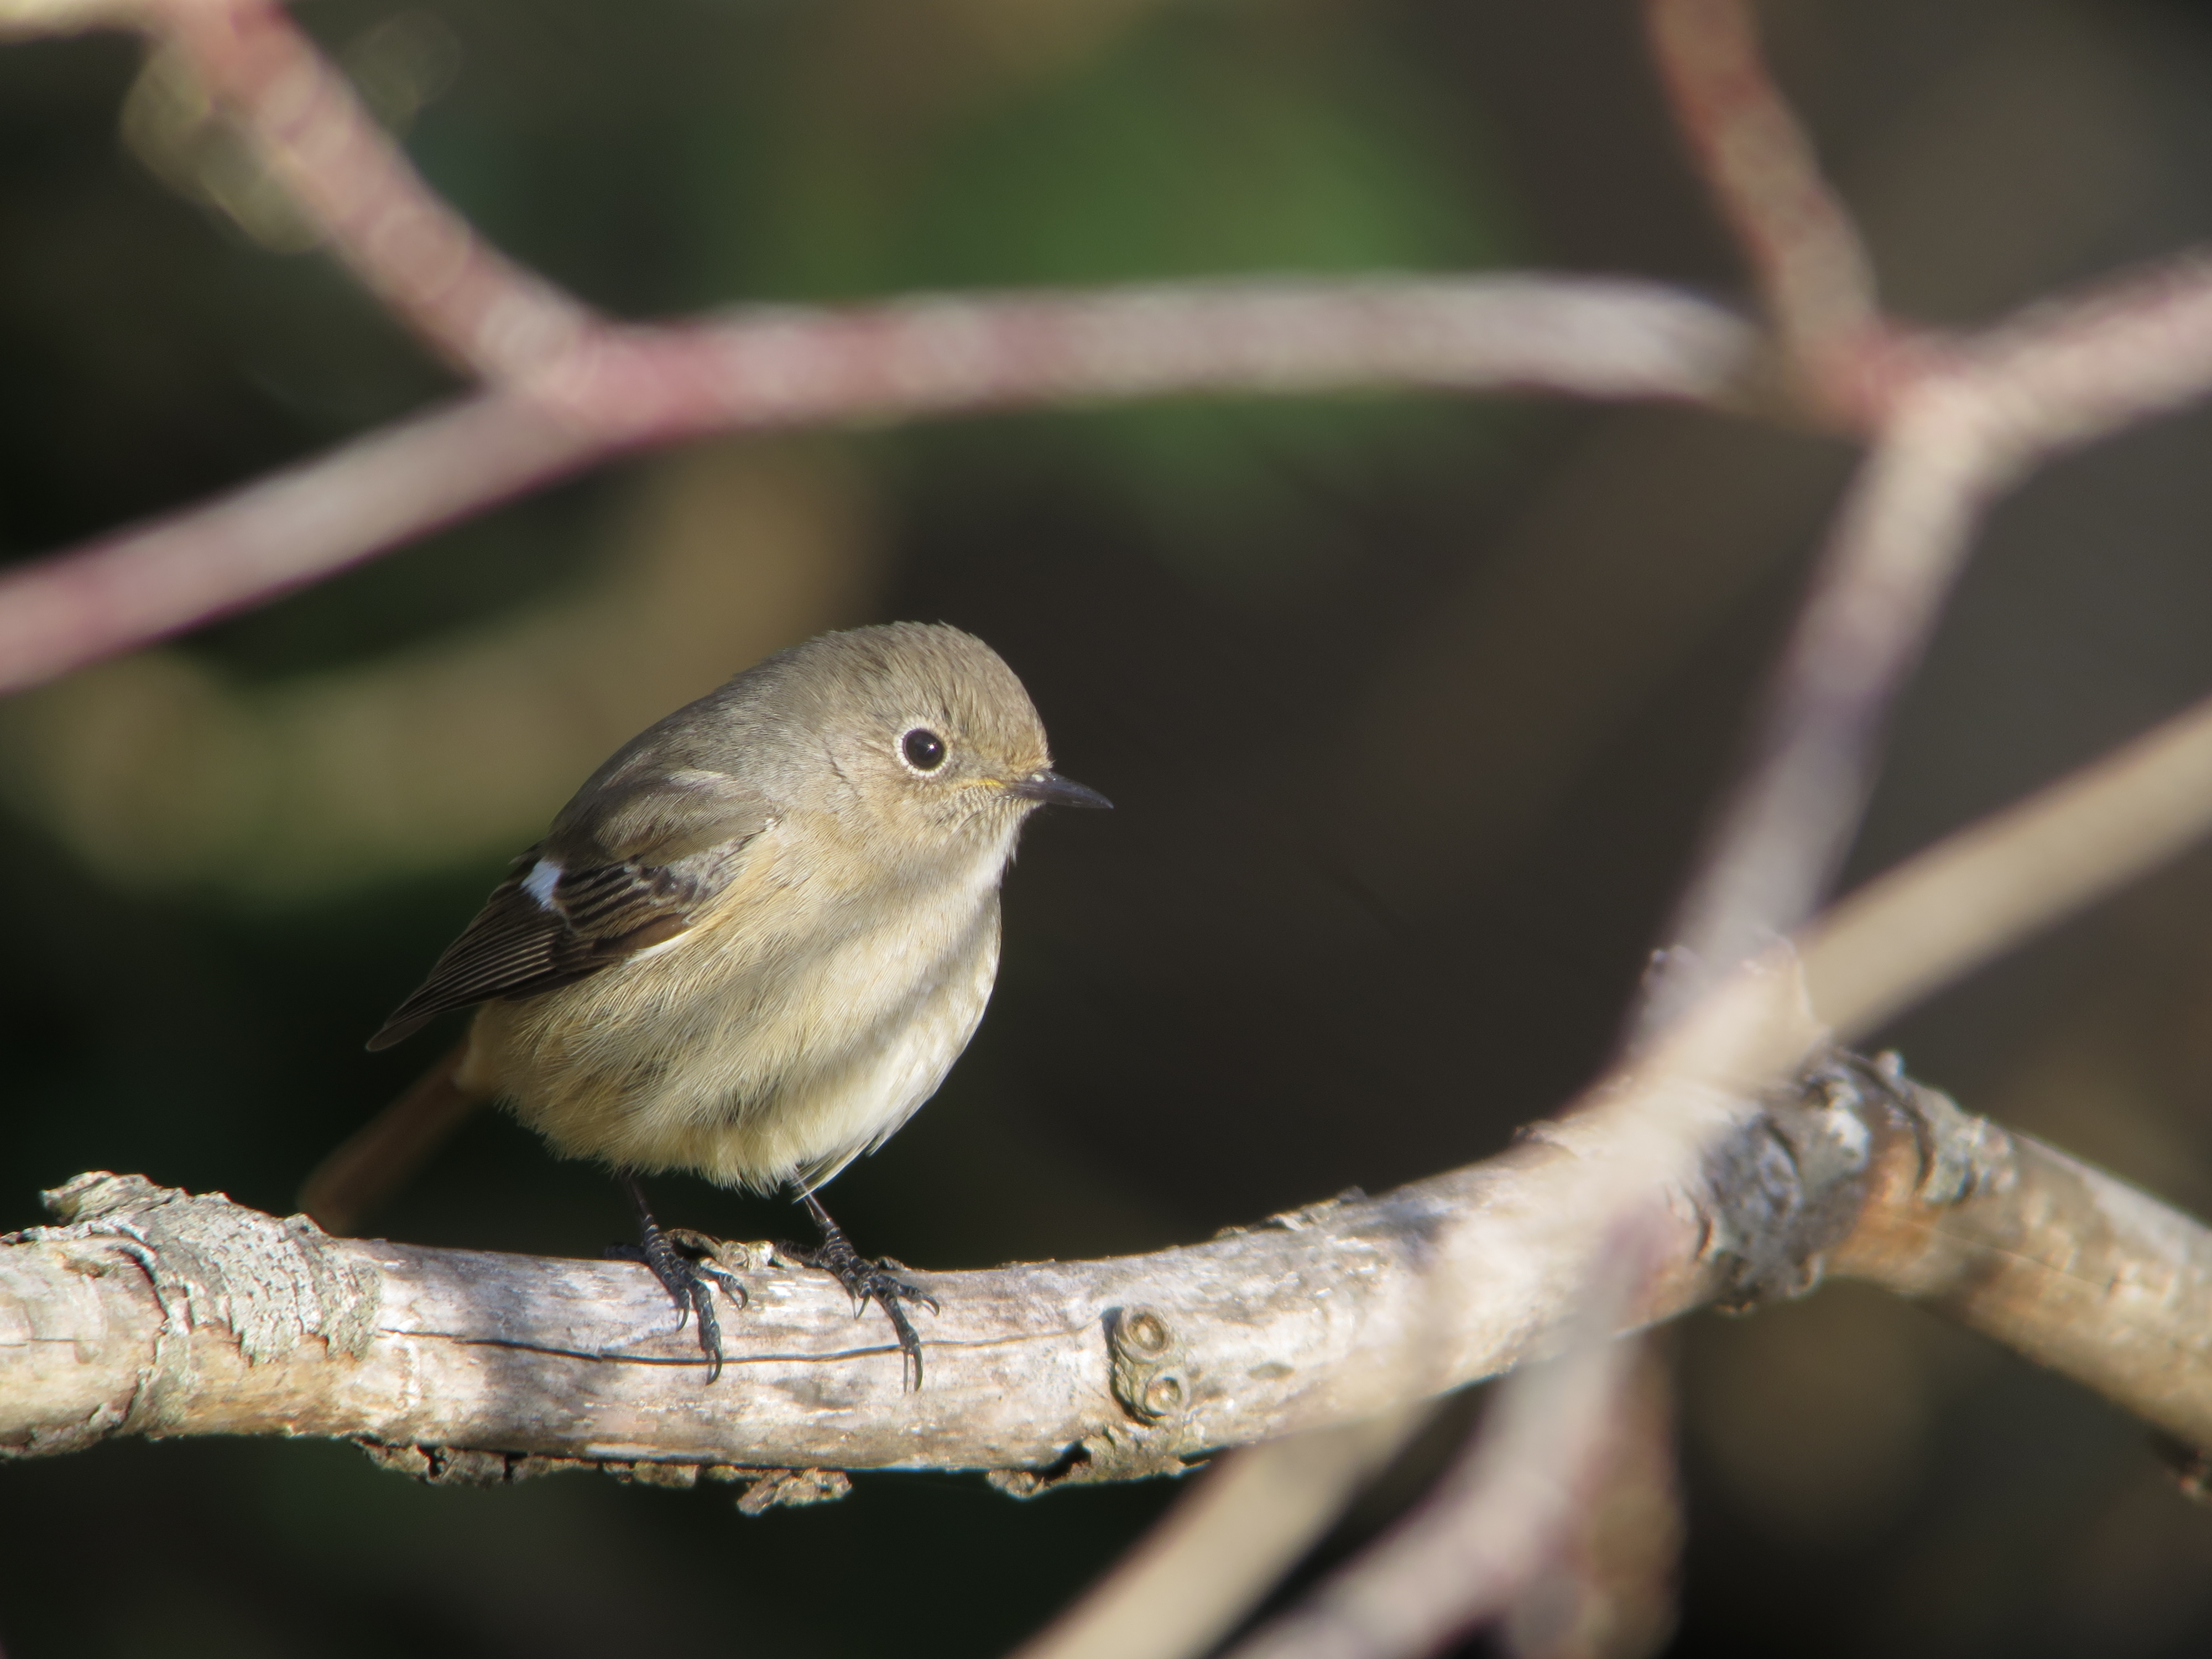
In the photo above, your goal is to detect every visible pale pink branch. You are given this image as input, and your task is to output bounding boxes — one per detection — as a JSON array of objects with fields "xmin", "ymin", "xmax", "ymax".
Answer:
[
  {"xmin": 1804, "ymin": 681, "xmax": 2212, "ymax": 1040},
  {"xmin": 148, "ymin": 0, "xmax": 595, "ymax": 379},
  {"xmin": 0, "ymin": 393, "xmax": 585, "ymax": 698},
  {"xmin": 0, "ymin": 276, "xmax": 1751, "ymax": 696},
  {"xmin": 1658, "ymin": 245, "xmax": 2212, "ymax": 1013},
  {"xmin": 1969, "ymin": 251, "xmax": 2212, "ymax": 461},
  {"xmin": 574, "ymin": 276, "xmax": 1759, "ymax": 429},
  {"xmin": 1651, "ymin": 377, "xmax": 2005, "ymax": 1013},
  {"xmin": 1642, "ymin": 0, "xmax": 1890, "ymax": 415},
  {"xmin": 0, "ymin": 0, "xmax": 133, "ymax": 41}
]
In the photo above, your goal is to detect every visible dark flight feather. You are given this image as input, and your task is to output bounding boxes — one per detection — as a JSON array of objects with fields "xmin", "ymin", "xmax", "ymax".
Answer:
[{"xmin": 366, "ymin": 846, "xmax": 742, "ymax": 1052}]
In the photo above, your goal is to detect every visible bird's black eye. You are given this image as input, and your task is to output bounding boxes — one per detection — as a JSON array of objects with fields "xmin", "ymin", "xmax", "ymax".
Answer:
[{"xmin": 901, "ymin": 727, "xmax": 948, "ymax": 772}]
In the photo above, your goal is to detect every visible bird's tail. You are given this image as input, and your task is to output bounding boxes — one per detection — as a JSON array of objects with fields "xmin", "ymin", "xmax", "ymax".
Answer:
[{"xmin": 299, "ymin": 1040, "xmax": 487, "ymax": 1234}]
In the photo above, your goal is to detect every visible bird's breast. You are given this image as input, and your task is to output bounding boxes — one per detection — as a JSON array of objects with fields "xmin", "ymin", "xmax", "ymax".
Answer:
[{"xmin": 471, "ymin": 826, "xmax": 1014, "ymax": 1191}]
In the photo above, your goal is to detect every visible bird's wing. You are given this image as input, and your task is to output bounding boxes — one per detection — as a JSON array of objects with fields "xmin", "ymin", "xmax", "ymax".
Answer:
[{"xmin": 367, "ymin": 772, "xmax": 766, "ymax": 1052}]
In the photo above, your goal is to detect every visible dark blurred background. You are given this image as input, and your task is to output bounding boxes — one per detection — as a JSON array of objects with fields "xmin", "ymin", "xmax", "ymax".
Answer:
[{"xmin": 9, "ymin": 0, "xmax": 2212, "ymax": 1653}]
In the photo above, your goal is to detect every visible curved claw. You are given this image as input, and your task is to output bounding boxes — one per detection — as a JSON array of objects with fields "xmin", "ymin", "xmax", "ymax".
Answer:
[
  {"xmin": 615, "ymin": 1175, "xmax": 751, "ymax": 1383},
  {"xmin": 789, "ymin": 1194, "xmax": 937, "ymax": 1390}
]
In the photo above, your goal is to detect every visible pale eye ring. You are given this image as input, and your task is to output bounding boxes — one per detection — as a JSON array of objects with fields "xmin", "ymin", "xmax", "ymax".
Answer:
[{"xmin": 900, "ymin": 726, "xmax": 948, "ymax": 773}]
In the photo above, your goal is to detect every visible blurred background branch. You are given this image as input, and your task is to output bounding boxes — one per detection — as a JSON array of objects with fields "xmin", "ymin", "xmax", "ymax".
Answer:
[
  {"xmin": 1642, "ymin": 0, "xmax": 1886, "ymax": 413},
  {"xmin": 0, "ymin": 275, "xmax": 1754, "ymax": 696},
  {"xmin": 148, "ymin": 0, "xmax": 594, "ymax": 378}
]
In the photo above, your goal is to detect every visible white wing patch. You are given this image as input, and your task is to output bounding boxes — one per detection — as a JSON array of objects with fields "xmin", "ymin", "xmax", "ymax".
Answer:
[{"xmin": 522, "ymin": 858, "xmax": 564, "ymax": 909}]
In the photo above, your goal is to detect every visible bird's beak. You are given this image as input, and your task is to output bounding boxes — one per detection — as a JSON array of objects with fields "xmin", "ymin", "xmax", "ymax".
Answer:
[{"xmin": 1006, "ymin": 769, "xmax": 1113, "ymax": 810}]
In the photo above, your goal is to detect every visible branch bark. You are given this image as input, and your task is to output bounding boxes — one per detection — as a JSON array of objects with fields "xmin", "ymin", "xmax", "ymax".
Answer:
[{"xmin": 7, "ymin": 1053, "xmax": 2211, "ymax": 1487}]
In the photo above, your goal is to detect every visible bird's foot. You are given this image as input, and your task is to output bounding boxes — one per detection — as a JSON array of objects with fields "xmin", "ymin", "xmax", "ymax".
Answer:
[
  {"xmin": 612, "ymin": 1179, "xmax": 748, "ymax": 1383},
  {"xmin": 664, "ymin": 1227, "xmax": 758, "ymax": 1280},
  {"xmin": 786, "ymin": 1195, "xmax": 938, "ymax": 1389}
]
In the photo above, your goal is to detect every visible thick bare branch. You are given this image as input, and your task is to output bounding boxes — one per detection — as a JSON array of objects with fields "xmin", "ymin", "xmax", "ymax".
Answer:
[
  {"xmin": 0, "ymin": 1131, "xmax": 1726, "ymax": 1475},
  {"xmin": 8, "ymin": 1057, "xmax": 2212, "ymax": 1479},
  {"xmin": 1831, "ymin": 1074, "xmax": 2212, "ymax": 1443}
]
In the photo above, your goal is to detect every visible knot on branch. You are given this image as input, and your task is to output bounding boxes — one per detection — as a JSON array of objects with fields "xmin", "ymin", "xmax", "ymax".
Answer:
[
  {"xmin": 19, "ymin": 1171, "xmax": 379, "ymax": 1373},
  {"xmin": 1885, "ymin": 1063, "xmax": 2012, "ymax": 1207},
  {"xmin": 988, "ymin": 1423, "xmax": 1199, "ymax": 1499},
  {"xmin": 1697, "ymin": 1052, "xmax": 1886, "ymax": 1310},
  {"xmin": 1108, "ymin": 1305, "xmax": 1191, "ymax": 1425}
]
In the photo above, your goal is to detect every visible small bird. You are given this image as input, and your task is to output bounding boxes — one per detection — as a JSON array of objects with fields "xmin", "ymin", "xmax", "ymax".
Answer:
[{"xmin": 363, "ymin": 622, "xmax": 1108, "ymax": 1383}]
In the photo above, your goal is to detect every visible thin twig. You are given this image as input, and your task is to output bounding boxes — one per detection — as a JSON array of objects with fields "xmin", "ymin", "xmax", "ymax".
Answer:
[
  {"xmin": 1498, "ymin": 1334, "xmax": 1682, "ymax": 1659},
  {"xmin": 1641, "ymin": 0, "xmax": 1888, "ymax": 413},
  {"xmin": 1659, "ymin": 248, "xmax": 2212, "ymax": 1025},
  {"xmin": 1803, "ymin": 684, "xmax": 2212, "ymax": 1036},
  {"xmin": 1650, "ymin": 376, "xmax": 2004, "ymax": 1022},
  {"xmin": 1969, "ymin": 251, "xmax": 2212, "ymax": 461},
  {"xmin": 149, "ymin": 0, "xmax": 594, "ymax": 379},
  {"xmin": 0, "ymin": 392, "xmax": 583, "ymax": 699}
]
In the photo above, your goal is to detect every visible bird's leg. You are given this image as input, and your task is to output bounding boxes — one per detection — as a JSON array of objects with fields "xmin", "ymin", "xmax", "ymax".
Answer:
[
  {"xmin": 785, "ymin": 1191, "xmax": 939, "ymax": 1389},
  {"xmin": 608, "ymin": 1172, "xmax": 748, "ymax": 1383}
]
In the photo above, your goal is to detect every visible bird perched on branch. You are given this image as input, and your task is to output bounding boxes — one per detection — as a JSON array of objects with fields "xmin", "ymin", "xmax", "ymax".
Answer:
[{"xmin": 346, "ymin": 622, "xmax": 1109, "ymax": 1384}]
